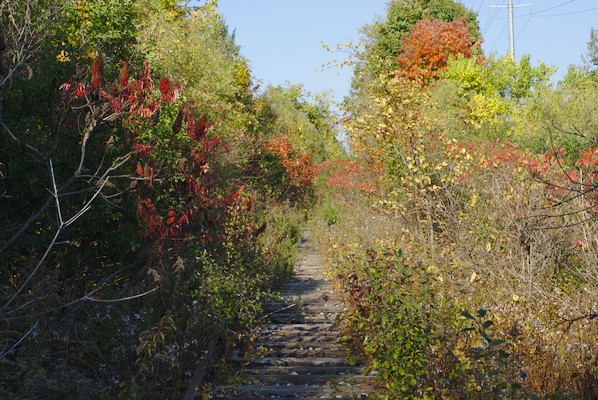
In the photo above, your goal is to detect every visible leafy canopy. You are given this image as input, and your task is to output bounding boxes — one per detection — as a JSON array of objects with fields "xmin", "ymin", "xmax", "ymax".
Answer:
[
  {"xmin": 363, "ymin": 0, "xmax": 480, "ymax": 75},
  {"xmin": 396, "ymin": 17, "xmax": 479, "ymax": 81}
]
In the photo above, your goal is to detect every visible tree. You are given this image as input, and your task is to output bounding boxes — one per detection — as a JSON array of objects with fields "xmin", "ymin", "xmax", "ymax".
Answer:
[
  {"xmin": 137, "ymin": 0, "xmax": 251, "ymax": 119},
  {"xmin": 362, "ymin": 0, "xmax": 480, "ymax": 75},
  {"xmin": 395, "ymin": 17, "xmax": 479, "ymax": 81},
  {"xmin": 257, "ymin": 84, "xmax": 343, "ymax": 162},
  {"xmin": 345, "ymin": 0, "xmax": 481, "ymax": 146},
  {"xmin": 429, "ymin": 54, "xmax": 554, "ymax": 140},
  {"xmin": 586, "ymin": 27, "xmax": 598, "ymax": 71}
]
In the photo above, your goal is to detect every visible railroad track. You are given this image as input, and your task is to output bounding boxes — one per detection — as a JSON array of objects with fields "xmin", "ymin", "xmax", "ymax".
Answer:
[{"xmin": 207, "ymin": 233, "xmax": 377, "ymax": 399}]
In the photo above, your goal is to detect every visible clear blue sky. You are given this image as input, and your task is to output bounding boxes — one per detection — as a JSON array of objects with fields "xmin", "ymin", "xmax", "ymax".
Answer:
[{"xmin": 209, "ymin": 0, "xmax": 597, "ymax": 105}]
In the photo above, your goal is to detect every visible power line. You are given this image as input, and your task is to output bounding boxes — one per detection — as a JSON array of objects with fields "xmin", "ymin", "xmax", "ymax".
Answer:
[
  {"xmin": 490, "ymin": 0, "xmax": 531, "ymax": 58},
  {"xmin": 489, "ymin": 22, "xmax": 509, "ymax": 53},
  {"xmin": 532, "ymin": 6, "xmax": 598, "ymax": 17},
  {"xmin": 494, "ymin": 1, "xmax": 598, "ymax": 19},
  {"xmin": 481, "ymin": 0, "xmax": 505, "ymax": 37},
  {"xmin": 527, "ymin": 0, "xmax": 575, "ymax": 16},
  {"xmin": 515, "ymin": 12, "xmax": 532, "ymax": 42},
  {"xmin": 476, "ymin": 1, "xmax": 485, "ymax": 14}
]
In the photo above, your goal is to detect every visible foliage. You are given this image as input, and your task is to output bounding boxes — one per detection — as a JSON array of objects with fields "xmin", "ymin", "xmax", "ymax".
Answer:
[
  {"xmin": 136, "ymin": 0, "xmax": 252, "ymax": 123},
  {"xmin": 513, "ymin": 71, "xmax": 597, "ymax": 154},
  {"xmin": 256, "ymin": 84, "xmax": 344, "ymax": 162},
  {"xmin": 312, "ymin": 134, "xmax": 598, "ymax": 397},
  {"xmin": 53, "ymin": 0, "xmax": 138, "ymax": 66},
  {"xmin": 317, "ymin": 158, "xmax": 380, "ymax": 195},
  {"xmin": 338, "ymin": 247, "xmax": 439, "ymax": 397},
  {"xmin": 585, "ymin": 27, "xmax": 598, "ymax": 71},
  {"xmin": 431, "ymin": 54, "xmax": 554, "ymax": 140},
  {"xmin": 252, "ymin": 135, "xmax": 318, "ymax": 204},
  {"xmin": 326, "ymin": 3, "xmax": 597, "ymax": 396},
  {"xmin": 0, "ymin": 0, "xmax": 324, "ymax": 397},
  {"xmin": 395, "ymin": 18, "xmax": 480, "ymax": 82},
  {"xmin": 343, "ymin": 73, "xmax": 433, "ymax": 169},
  {"xmin": 362, "ymin": 0, "xmax": 480, "ymax": 76},
  {"xmin": 443, "ymin": 54, "xmax": 554, "ymax": 100},
  {"xmin": 346, "ymin": 0, "xmax": 482, "ymax": 140}
]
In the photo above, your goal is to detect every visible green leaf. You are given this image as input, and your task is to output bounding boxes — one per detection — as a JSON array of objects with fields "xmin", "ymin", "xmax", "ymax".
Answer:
[
  {"xmin": 476, "ymin": 308, "xmax": 487, "ymax": 318},
  {"xmin": 461, "ymin": 311, "xmax": 475, "ymax": 320},
  {"xmin": 482, "ymin": 320, "xmax": 494, "ymax": 329},
  {"xmin": 490, "ymin": 339, "xmax": 505, "ymax": 346},
  {"xmin": 498, "ymin": 349, "xmax": 510, "ymax": 358}
]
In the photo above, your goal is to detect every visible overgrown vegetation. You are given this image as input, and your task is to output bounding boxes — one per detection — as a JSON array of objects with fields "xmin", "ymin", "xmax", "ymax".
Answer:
[
  {"xmin": 1, "ymin": 0, "xmax": 596, "ymax": 399},
  {"xmin": 313, "ymin": 1, "xmax": 597, "ymax": 399},
  {"xmin": 0, "ymin": 0, "xmax": 335, "ymax": 397}
]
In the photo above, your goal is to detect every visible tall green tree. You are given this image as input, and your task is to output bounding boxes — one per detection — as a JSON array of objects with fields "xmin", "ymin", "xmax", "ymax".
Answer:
[{"xmin": 586, "ymin": 27, "xmax": 598, "ymax": 71}]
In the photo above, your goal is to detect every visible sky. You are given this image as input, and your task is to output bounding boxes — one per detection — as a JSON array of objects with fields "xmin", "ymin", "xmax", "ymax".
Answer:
[{"xmin": 211, "ymin": 0, "xmax": 597, "ymax": 106}]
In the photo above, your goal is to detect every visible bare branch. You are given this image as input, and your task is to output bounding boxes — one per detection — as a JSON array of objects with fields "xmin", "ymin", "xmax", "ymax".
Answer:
[
  {"xmin": 0, "ymin": 119, "xmax": 47, "ymax": 161},
  {"xmin": 2, "ymin": 228, "xmax": 61, "ymax": 311},
  {"xmin": 49, "ymin": 159, "xmax": 63, "ymax": 225},
  {"xmin": 63, "ymin": 177, "xmax": 108, "ymax": 227},
  {"xmin": 0, "ymin": 194, "xmax": 53, "ymax": 254},
  {"xmin": 0, "ymin": 321, "xmax": 38, "ymax": 359},
  {"xmin": 82, "ymin": 286, "xmax": 160, "ymax": 303},
  {"xmin": 546, "ymin": 115, "xmax": 598, "ymax": 145},
  {"xmin": 553, "ymin": 311, "xmax": 598, "ymax": 333}
]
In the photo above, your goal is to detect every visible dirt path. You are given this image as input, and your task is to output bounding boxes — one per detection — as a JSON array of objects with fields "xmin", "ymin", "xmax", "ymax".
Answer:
[{"xmin": 207, "ymin": 232, "xmax": 377, "ymax": 399}]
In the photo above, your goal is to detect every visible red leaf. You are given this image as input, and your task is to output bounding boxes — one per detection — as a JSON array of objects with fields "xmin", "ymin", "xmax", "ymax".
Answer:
[
  {"xmin": 159, "ymin": 77, "xmax": 169, "ymax": 95},
  {"xmin": 76, "ymin": 83, "xmax": 87, "ymax": 97},
  {"xmin": 194, "ymin": 114, "xmax": 208, "ymax": 139},
  {"xmin": 91, "ymin": 55, "xmax": 102, "ymax": 89},
  {"xmin": 396, "ymin": 18, "xmax": 477, "ymax": 81},
  {"xmin": 186, "ymin": 114, "xmax": 195, "ymax": 138},
  {"xmin": 172, "ymin": 109, "xmax": 184, "ymax": 134},
  {"xmin": 141, "ymin": 61, "xmax": 153, "ymax": 90},
  {"xmin": 166, "ymin": 208, "xmax": 176, "ymax": 225},
  {"xmin": 180, "ymin": 213, "xmax": 189, "ymax": 225},
  {"xmin": 120, "ymin": 63, "xmax": 129, "ymax": 87}
]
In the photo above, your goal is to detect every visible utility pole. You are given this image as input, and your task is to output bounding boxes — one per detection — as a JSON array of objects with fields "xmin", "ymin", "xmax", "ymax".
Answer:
[
  {"xmin": 490, "ymin": 1, "xmax": 531, "ymax": 59},
  {"xmin": 508, "ymin": 0, "xmax": 515, "ymax": 58}
]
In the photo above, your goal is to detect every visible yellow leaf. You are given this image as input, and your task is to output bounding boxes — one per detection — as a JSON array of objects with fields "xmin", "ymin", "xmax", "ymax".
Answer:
[
  {"xmin": 512, "ymin": 294, "xmax": 520, "ymax": 302},
  {"xmin": 56, "ymin": 50, "xmax": 70, "ymax": 63},
  {"xmin": 470, "ymin": 193, "xmax": 478, "ymax": 207}
]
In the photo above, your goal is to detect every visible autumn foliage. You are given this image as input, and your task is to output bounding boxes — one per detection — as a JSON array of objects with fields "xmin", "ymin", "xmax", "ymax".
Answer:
[
  {"xmin": 333, "ymin": 8, "xmax": 597, "ymax": 394},
  {"xmin": 0, "ymin": 1, "xmax": 330, "ymax": 398},
  {"xmin": 396, "ymin": 18, "xmax": 479, "ymax": 81},
  {"xmin": 263, "ymin": 136, "xmax": 318, "ymax": 201}
]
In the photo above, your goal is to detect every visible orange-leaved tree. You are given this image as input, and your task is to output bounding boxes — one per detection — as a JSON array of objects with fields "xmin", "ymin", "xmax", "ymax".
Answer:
[{"xmin": 396, "ymin": 17, "xmax": 480, "ymax": 82}]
